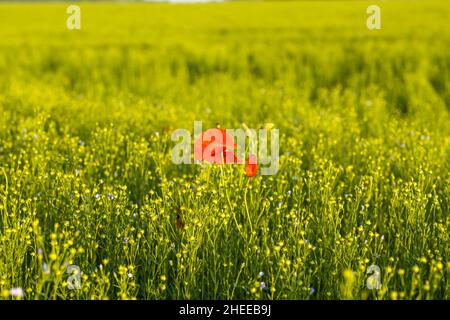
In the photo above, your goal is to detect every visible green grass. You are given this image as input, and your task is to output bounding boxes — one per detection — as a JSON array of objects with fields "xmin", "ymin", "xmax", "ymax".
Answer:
[{"xmin": 0, "ymin": 1, "xmax": 449, "ymax": 299}]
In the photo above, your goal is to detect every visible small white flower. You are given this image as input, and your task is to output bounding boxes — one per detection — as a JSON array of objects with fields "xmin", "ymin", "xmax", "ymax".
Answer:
[
  {"xmin": 10, "ymin": 287, "xmax": 24, "ymax": 298},
  {"xmin": 43, "ymin": 262, "xmax": 50, "ymax": 275}
]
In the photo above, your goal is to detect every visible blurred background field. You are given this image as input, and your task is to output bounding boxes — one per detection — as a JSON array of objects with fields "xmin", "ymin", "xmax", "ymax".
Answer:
[{"xmin": 0, "ymin": 1, "xmax": 448, "ymax": 299}]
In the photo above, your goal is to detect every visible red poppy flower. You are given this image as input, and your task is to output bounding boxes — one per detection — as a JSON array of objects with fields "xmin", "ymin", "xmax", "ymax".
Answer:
[
  {"xmin": 194, "ymin": 128, "xmax": 238, "ymax": 164},
  {"xmin": 245, "ymin": 154, "xmax": 258, "ymax": 177}
]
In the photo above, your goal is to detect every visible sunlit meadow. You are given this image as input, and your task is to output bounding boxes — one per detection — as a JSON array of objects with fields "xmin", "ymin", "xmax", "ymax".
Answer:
[{"xmin": 0, "ymin": 1, "xmax": 449, "ymax": 300}]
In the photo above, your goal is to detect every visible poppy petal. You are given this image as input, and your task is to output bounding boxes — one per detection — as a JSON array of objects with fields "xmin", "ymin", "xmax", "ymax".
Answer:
[{"xmin": 245, "ymin": 154, "xmax": 258, "ymax": 177}]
